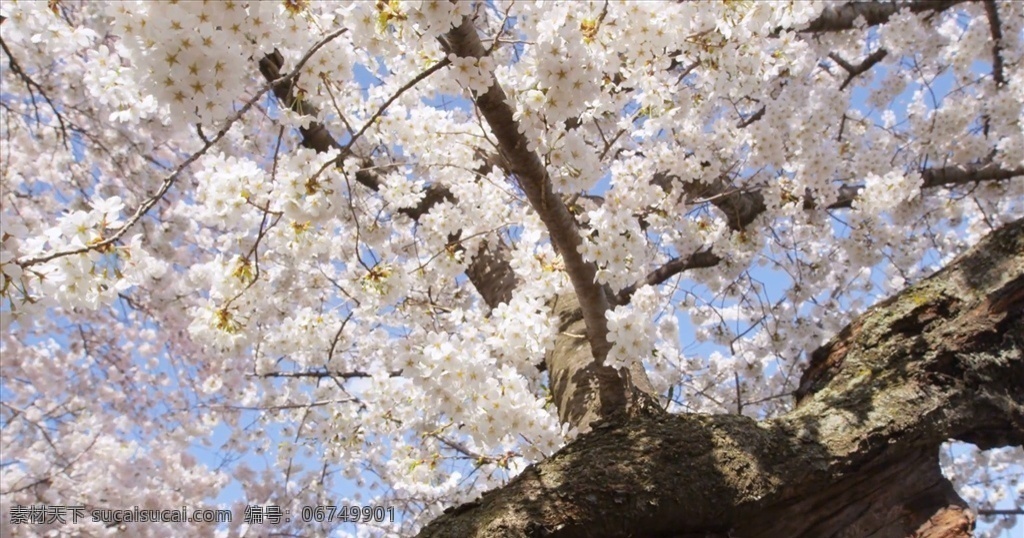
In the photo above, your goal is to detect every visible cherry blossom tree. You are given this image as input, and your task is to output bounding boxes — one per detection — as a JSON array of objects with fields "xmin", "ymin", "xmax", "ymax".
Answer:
[{"xmin": 1, "ymin": 1, "xmax": 1022, "ymax": 537}]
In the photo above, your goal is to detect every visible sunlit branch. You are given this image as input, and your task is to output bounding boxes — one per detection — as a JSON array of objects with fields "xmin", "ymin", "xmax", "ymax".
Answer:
[{"xmin": 445, "ymin": 15, "xmax": 614, "ymax": 366}]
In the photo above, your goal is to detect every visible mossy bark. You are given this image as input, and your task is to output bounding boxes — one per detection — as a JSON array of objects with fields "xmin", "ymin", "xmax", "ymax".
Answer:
[{"xmin": 417, "ymin": 218, "xmax": 1023, "ymax": 538}]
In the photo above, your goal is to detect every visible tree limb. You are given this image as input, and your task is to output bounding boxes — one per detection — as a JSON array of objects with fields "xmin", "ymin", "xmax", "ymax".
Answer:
[
  {"xmin": 616, "ymin": 249, "xmax": 721, "ymax": 304},
  {"xmin": 982, "ymin": 0, "xmax": 1006, "ymax": 87},
  {"xmin": 828, "ymin": 162, "xmax": 1024, "ymax": 209},
  {"xmin": 829, "ymin": 48, "xmax": 889, "ymax": 91},
  {"xmin": 799, "ymin": 0, "xmax": 968, "ymax": 34},
  {"xmin": 443, "ymin": 18, "xmax": 613, "ymax": 365},
  {"xmin": 977, "ymin": 509, "xmax": 1024, "ymax": 516},
  {"xmin": 444, "ymin": 16, "xmax": 665, "ymax": 429}
]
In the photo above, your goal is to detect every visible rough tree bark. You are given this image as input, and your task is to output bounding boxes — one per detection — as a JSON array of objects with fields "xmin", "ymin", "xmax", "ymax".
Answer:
[{"xmin": 416, "ymin": 215, "xmax": 1023, "ymax": 538}]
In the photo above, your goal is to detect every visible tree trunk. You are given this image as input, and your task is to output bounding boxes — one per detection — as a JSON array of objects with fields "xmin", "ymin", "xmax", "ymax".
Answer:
[{"xmin": 416, "ymin": 218, "xmax": 1024, "ymax": 538}]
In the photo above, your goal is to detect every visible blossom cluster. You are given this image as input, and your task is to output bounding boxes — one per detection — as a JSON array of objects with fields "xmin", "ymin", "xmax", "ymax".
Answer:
[
  {"xmin": 578, "ymin": 156, "xmax": 665, "ymax": 291},
  {"xmin": 447, "ymin": 54, "xmax": 495, "ymax": 95},
  {"xmin": 395, "ymin": 328, "xmax": 569, "ymax": 462},
  {"xmin": 853, "ymin": 171, "xmax": 923, "ymax": 213},
  {"xmin": 107, "ymin": 1, "xmax": 351, "ymax": 128},
  {"xmin": 605, "ymin": 286, "xmax": 660, "ymax": 370},
  {"xmin": 107, "ymin": 1, "xmax": 257, "ymax": 126}
]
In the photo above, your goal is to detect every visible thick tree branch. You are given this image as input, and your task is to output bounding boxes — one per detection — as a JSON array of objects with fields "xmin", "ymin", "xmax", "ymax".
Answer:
[
  {"xmin": 619, "ymin": 162, "xmax": 1024, "ymax": 304},
  {"xmin": 982, "ymin": 0, "xmax": 1006, "ymax": 87},
  {"xmin": 794, "ymin": 219, "xmax": 1024, "ymax": 448},
  {"xmin": 419, "ymin": 217, "xmax": 1024, "ymax": 538},
  {"xmin": 546, "ymin": 294, "xmax": 661, "ymax": 430},
  {"xmin": 463, "ymin": 240, "xmax": 519, "ymax": 308},
  {"xmin": 444, "ymin": 17, "xmax": 613, "ymax": 366},
  {"xmin": 713, "ymin": 162, "xmax": 1024, "ymax": 228},
  {"xmin": 828, "ymin": 162, "xmax": 1024, "ymax": 209},
  {"xmin": 799, "ymin": 0, "xmax": 968, "ymax": 34},
  {"xmin": 444, "ymin": 16, "xmax": 663, "ymax": 430}
]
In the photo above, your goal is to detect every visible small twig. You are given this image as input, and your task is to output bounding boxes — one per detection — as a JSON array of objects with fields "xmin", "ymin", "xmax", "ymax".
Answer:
[
  {"xmin": 0, "ymin": 35, "xmax": 71, "ymax": 147},
  {"xmin": 430, "ymin": 432, "xmax": 501, "ymax": 464},
  {"xmin": 307, "ymin": 56, "xmax": 452, "ymax": 183},
  {"xmin": 341, "ymin": 57, "xmax": 451, "ymax": 156},
  {"xmin": 16, "ymin": 27, "xmax": 349, "ymax": 269},
  {"xmin": 326, "ymin": 311, "xmax": 355, "ymax": 365},
  {"xmin": 318, "ymin": 73, "xmax": 356, "ymax": 137},
  {"xmin": 487, "ymin": 0, "xmax": 516, "ymax": 54},
  {"xmin": 828, "ymin": 49, "xmax": 888, "ymax": 91},
  {"xmin": 738, "ymin": 106, "xmax": 766, "ymax": 128},
  {"xmin": 675, "ymin": 59, "xmax": 700, "ymax": 85},
  {"xmin": 195, "ymin": 124, "xmax": 211, "ymax": 144}
]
